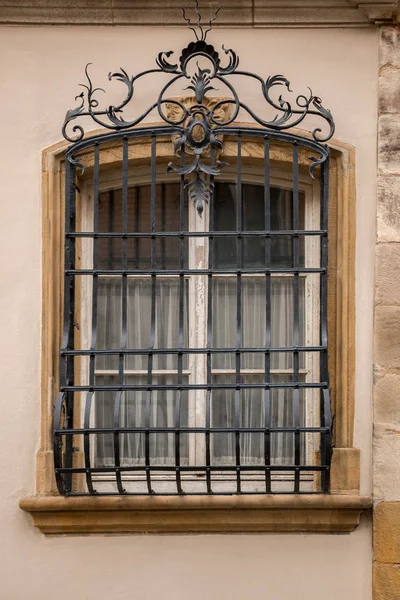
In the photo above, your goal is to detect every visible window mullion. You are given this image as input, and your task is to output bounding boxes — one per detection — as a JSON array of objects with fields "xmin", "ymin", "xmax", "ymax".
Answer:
[
  {"xmin": 304, "ymin": 179, "xmax": 321, "ymax": 470},
  {"xmin": 188, "ymin": 181, "xmax": 209, "ymax": 471},
  {"xmin": 175, "ymin": 161, "xmax": 185, "ymax": 493},
  {"xmin": 264, "ymin": 137, "xmax": 272, "ymax": 492},
  {"xmin": 235, "ymin": 135, "xmax": 242, "ymax": 493},
  {"xmin": 206, "ymin": 166, "xmax": 215, "ymax": 493}
]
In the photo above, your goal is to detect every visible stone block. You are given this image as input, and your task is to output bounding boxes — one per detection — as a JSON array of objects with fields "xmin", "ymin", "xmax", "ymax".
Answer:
[
  {"xmin": 360, "ymin": 4, "xmax": 398, "ymax": 22},
  {"xmin": 380, "ymin": 26, "xmax": 400, "ymax": 68},
  {"xmin": 374, "ymin": 502, "xmax": 400, "ymax": 563},
  {"xmin": 377, "ymin": 176, "xmax": 400, "ymax": 242},
  {"xmin": 374, "ymin": 426, "xmax": 400, "ymax": 501},
  {"xmin": 112, "ymin": 0, "xmax": 251, "ymax": 5},
  {"xmin": 330, "ymin": 448, "xmax": 360, "ymax": 494},
  {"xmin": 373, "ymin": 564, "xmax": 400, "ymax": 600},
  {"xmin": 379, "ymin": 66, "xmax": 400, "ymax": 114},
  {"xmin": 112, "ymin": 7, "xmax": 253, "ymax": 26},
  {"xmin": 375, "ymin": 243, "xmax": 400, "ymax": 305},
  {"xmin": 0, "ymin": 7, "xmax": 113, "ymax": 24},
  {"xmin": 375, "ymin": 374, "xmax": 400, "ymax": 427},
  {"xmin": 379, "ymin": 115, "xmax": 400, "ymax": 175},
  {"xmin": 253, "ymin": 6, "xmax": 367, "ymax": 26},
  {"xmin": 375, "ymin": 306, "xmax": 400, "ymax": 369}
]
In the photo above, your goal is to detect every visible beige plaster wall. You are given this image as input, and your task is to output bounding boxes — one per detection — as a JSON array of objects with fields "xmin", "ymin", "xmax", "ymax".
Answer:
[{"xmin": 0, "ymin": 26, "xmax": 377, "ymax": 599}]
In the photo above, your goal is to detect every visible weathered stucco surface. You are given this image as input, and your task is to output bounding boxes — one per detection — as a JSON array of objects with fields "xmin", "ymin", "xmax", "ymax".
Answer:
[{"xmin": 0, "ymin": 25, "xmax": 377, "ymax": 599}]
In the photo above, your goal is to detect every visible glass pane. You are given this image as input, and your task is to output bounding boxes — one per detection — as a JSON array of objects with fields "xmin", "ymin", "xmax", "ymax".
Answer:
[
  {"xmin": 95, "ymin": 375, "xmax": 189, "ymax": 467},
  {"xmin": 97, "ymin": 277, "xmax": 122, "ymax": 354},
  {"xmin": 213, "ymin": 183, "xmax": 237, "ymax": 268},
  {"xmin": 210, "ymin": 374, "xmax": 305, "ymax": 466},
  {"xmin": 213, "ymin": 182, "xmax": 305, "ymax": 268},
  {"xmin": 211, "ymin": 276, "xmax": 305, "ymax": 369},
  {"xmin": 97, "ymin": 183, "xmax": 188, "ymax": 270},
  {"xmin": 96, "ymin": 277, "xmax": 189, "ymax": 371}
]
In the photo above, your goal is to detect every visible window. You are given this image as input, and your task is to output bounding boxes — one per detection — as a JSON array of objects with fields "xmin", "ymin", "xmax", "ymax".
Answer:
[{"xmin": 54, "ymin": 129, "xmax": 332, "ymax": 496}]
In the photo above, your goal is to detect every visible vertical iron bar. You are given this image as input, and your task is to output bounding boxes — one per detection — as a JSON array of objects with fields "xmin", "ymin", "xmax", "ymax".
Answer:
[
  {"xmin": 206, "ymin": 147, "xmax": 215, "ymax": 494},
  {"xmin": 83, "ymin": 392, "xmax": 95, "ymax": 494},
  {"xmin": 107, "ymin": 190, "xmax": 114, "ymax": 269},
  {"xmin": 59, "ymin": 156, "xmax": 77, "ymax": 494},
  {"xmin": 235, "ymin": 135, "xmax": 242, "ymax": 493},
  {"xmin": 175, "ymin": 146, "xmax": 185, "ymax": 494},
  {"xmin": 85, "ymin": 142, "xmax": 100, "ymax": 495},
  {"xmin": 320, "ymin": 153, "xmax": 331, "ymax": 492},
  {"xmin": 61, "ymin": 156, "xmax": 76, "ymax": 373},
  {"xmin": 161, "ymin": 182, "xmax": 166, "ymax": 270},
  {"xmin": 53, "ymin": 392, "xmax": 67, "ymax": 494},
  {"xmin": 292, "ymin": 142, "xmax": 301, "ymax": 493},
  {"xmin": 135, "ymin": 186, "xmax": 140, "ymax": 269},
  {"xmin": 113, "ymin": 136, "xmax": 129, "ymax": 494},
  {"xmin": 145, "ymin": 134, "xmax": 157, "ymax": 494},
  {"xmin": 264, "ymin": 137, "xmax": 272, "ymax": 493}
]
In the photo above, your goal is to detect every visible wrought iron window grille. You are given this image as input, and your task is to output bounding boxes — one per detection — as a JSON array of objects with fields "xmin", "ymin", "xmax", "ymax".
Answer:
[{"xmin": 55, "ymin": 0, "xmax": 334, "ymax": 496}]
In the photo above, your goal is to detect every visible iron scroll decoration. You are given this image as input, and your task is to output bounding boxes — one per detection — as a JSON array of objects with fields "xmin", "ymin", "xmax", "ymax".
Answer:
[{"xmin": 62, "ymin": 0, "xmax": 335, "ymax": 216}]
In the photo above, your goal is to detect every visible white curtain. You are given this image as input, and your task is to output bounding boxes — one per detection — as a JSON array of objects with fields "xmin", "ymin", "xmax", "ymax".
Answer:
[
  {"xmin": 96, "ymin": 278, "xmax": 189, "ymax": 466},
  {"xmin": 95, "ymin": 271, "xmax": 304, "ymax": 468},
  {"xmin": 211, "ymin": 277, "xmax": 304, "ymax": 465}
]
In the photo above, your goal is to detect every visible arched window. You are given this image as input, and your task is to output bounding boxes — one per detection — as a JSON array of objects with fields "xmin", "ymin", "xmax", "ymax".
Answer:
[{"xmin": 55, "ymin": 128, "xmax": 332, "ymax": 496}]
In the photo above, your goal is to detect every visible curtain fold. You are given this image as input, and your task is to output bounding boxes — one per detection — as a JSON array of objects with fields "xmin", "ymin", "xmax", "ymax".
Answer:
[
  {"xmin": 211, "ymin": 277, "xmax": 304, "ymax": 465},
  {"xmin": 96, "ymin": 278, "xmax": 188, "ymax": 466}
]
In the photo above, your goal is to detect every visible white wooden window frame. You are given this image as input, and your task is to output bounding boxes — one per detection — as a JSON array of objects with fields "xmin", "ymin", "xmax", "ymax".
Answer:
[{"xmin": 78, "ymin": 164, "xmax": 320, "ymax": 491}]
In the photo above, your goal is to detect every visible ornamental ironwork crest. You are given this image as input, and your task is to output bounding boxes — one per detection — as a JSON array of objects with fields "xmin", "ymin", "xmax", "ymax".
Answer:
[{"xmin": 62, "ymin": 0, "xmax": 335, "ymax": 216}]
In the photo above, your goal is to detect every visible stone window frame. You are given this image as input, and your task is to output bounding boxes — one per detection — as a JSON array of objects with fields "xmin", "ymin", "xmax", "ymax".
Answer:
[{"xmin": 19, "ymin": 126, "xmax": 371, "ymax": 533}]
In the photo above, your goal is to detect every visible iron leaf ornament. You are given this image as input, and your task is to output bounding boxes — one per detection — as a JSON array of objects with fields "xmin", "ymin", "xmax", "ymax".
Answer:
[{"xmin": 62, "ymin": 0, "xmax": 335, "ymax": 216}]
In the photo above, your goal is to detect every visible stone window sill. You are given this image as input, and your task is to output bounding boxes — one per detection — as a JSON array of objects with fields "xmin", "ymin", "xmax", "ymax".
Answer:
[{"xmin": 19, "ymin": 494, "xmax": 371, "ymax": 534}]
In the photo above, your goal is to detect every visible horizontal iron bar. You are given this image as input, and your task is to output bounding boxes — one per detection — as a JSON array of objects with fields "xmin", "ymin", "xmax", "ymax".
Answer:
[
  {"xmin": 94, "ymin": 369, "xmax": 307, "ymax": 376},
  {"xmin": 65, "ymin": 490, "xmax": 327, "ymax": 496},
  {"xmin": 61, "ymin": 346, "xmax": 326, "ymax": 355},
  {"xmin": 67, "ymin": 230, "xmax": 327, "ymax": 239},
  {"xmin": 67, "ymin": 125, "xmax": 328, "ymax": 157},
  {"xmin": 62, "ymin": 382, "xmax": 327, "ymax": 391},
  {"xmin": 215, "ymin": 127, "xmax": 329, "ymax": 150},
  {"xmin": 66, "ymin": 268, "xmax": 325, "ymax": 276},
  {"xmin": 56, "ymin": 464, "xmax": 328, "ymax": 473},
  {"xmin": 55, "ymin": 426, "xmax": 330, "ymax": 435}
]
